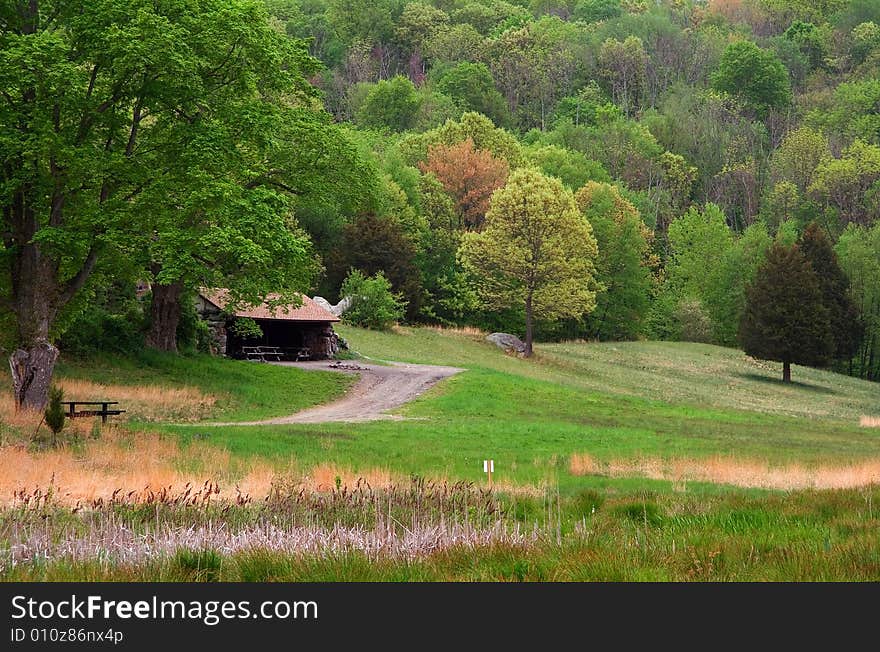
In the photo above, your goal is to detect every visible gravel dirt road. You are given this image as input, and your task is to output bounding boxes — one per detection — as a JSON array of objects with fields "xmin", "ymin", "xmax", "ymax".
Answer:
[{"xmin": 225, "ymin": 360, "xmax": 464, "ymax": 425}]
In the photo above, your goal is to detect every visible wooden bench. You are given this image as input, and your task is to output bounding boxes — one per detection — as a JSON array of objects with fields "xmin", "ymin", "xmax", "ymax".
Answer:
[
  {"xmin": 242, "ymin": 345, "xmax": 284, "ymax": 362},
  {"xmin": 61, "ymin": 401, "xmax": 126, "ymax": 424}
]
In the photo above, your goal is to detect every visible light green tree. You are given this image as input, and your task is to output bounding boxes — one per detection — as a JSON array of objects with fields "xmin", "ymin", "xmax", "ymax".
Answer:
[{"xmin": 458, "ymin": 168, "xmax": 599, "ymax": 356}]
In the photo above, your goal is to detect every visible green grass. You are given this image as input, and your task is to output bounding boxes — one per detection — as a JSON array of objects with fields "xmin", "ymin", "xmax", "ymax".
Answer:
[
  {"xmin": 55, "ymin": 350, "xmax": 354, "ymax": 422},
  {"xmin": 147, "ymin": 327, "xmax": 880, "ymax": 493},
  {"xmin": 340, "ymin": 326, "xmax": 880, "ymax": 422}
]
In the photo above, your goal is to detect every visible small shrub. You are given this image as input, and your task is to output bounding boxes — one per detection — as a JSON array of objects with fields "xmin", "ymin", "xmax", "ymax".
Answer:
[
  {"xmin": 44, "ymin": 386, "xmax": 65, "ymax": 447},
  {"xmin": 340, "ymin": 269, "xmax": 407, "ymax": 330},
  {"xmin": 675, "ymin": 298, "xmax": 714, "ymax": 343}
]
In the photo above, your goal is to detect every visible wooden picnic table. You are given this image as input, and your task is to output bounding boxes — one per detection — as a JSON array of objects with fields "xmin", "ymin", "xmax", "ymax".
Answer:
[
  {"xmin": 60, "ymin": 401, "xmax": 126, "ymax": 424},
  {"xmin": 242, "ymin": 345, "xmax": 284, "ymax": 362}
]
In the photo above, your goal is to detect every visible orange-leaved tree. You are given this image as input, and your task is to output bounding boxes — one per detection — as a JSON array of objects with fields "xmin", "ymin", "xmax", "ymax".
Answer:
[{"xmin": 418, "ymin": 138, "xmax": 509, "ymax": 231}]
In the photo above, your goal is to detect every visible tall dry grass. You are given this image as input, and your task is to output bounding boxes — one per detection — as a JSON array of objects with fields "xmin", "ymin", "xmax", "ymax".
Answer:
[
  {"xmin": 0, "ymin": 377, "xmax": 215, "ymax": 430},
  {"xmin": 0, "ymin": 430, "xmax": 276, "ymax": 506},
  {"xmin": 1, "ymin": 432, "xmax": 479, "ymax": 507},
  {"xmin": 423, "ymin": 324, "xmax": 486, "ymax": 338},
  {"xmin": 569, "ymin": 452, "xmax": 880, "ymax": 490},
  {"xmin": 54, "ymin": 377, "xmax": 215, "ymax": 422},
  {"xmin": 861, "ymin": 416, "xmax": 880, "ymax": 428}
]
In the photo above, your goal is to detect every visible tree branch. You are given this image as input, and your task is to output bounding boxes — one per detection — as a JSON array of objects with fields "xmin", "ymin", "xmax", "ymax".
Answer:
[{"xmin": 59, "ymin": 242, "xmax": 100, "ymax": 306}]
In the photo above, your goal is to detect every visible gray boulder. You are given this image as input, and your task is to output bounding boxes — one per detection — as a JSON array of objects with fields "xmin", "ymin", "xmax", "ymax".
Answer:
[{"xmin": 486, "ymin": 332, "xmax": 526, "ymax": 354}]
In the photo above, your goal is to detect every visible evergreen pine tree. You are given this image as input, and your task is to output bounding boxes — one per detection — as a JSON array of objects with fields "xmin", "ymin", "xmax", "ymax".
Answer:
[
  {"xmin": 739, "ymin": 243, "xmax": 834, "ymax": 382},
  {"xmin": 44, "ymin": 386, "xmax": 66, "ymax": 447},
  {"xmin": 798, "ymin": 223, "xmax": 864, "ymax": 363}
]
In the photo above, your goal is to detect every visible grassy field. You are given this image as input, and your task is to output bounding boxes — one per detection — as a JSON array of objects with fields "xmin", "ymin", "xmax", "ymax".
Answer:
[
  {"xmin": 54, "ymin": 350, "xmax": 353, "ymax": 422},
  {"xmin": 3, "ymin": 328, "xmax": 880, "ymax": 580},
  {"xmin": 143, "ymin": 326, "xmax": 880, "ymax": 494}
]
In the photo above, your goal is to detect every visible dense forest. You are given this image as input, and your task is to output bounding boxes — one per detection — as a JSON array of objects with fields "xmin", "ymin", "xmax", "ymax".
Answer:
[{"xmin": 3, "ymin": 0, "xmax": 880, "ymax": 409}]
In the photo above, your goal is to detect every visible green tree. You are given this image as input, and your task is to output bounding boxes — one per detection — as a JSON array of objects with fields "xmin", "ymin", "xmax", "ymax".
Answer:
[
  {"xmin": 399, "ymin": 112, "xmax": 524, "ymax": 168},
  {"xmin": 458, "ymin": 168, "xmax": 599, "ymax": 356},
  {"xmin": 327, "ymin": 0, "xmax": 401, "ymax": 47},
  {"xmin": 711, "ymin": 40, "xmax": 792, "ymax": 117},
  {"xmin": 597, "ymin": 36, "xmax": 647, "ymax": 118},
  {"xmin": 808, "ymin": 139, "xmax": 880, "ymax": 227},
  {"xmin": 433, "ymin": 62, "xmax": 510, "ymax": 127},
  {"xmin": 575, "ymin": 182, "xmax": 653, "ymax": 340},
  {"xmin": 340, "ymin": 270, "xmax": 407, "ymax": 330},
  {"xmin": 806, "ymin": 80, "xmax": 880, "ymax": 146},
  {"xmin": 739, "ymin": 243, "xmax": 834, "ymax": 383},
  {"xmin": 0, "ymin": 0, "xmax": 322, "ymax": 409},
  {"xmin": 525, "ymin": 145, "xmax": 610, "ymax": 190},
  {"xmin": 704, "ymin": 222, "xmax": 773, "ymax": 345},
  {"xmin": 325, "ymin": 212, "xmax": 423, "ymax": 320},
  {"xmin": 666, "ymin": 204, "xmax": 733, "ymax": 302},
  {"xmin": 783, "ymin": 21, "xmax": 828, "ymax": 70},
  {"xmin": 573, "ymin": 0, "xmax": 621, "ymax": 23},
  {"xmin": 805, "ymin": 80, "xmax": 880, "ymax": 146},
  {"xmin": 835, "ymin": 222, "xmax": 880, "ymax": 380},
  {"xmin": 395, "ymin": 2, "xmax": 450, "ymax": 58},
  {"xmin": 850, "ymin": 21, "xmax": 880, "ymax": 64},
  {"xmin": 356, "ymin": 76, "xmax": 423, "ymax": 132},
  {"xmin": 771, "ymin": 127, "xmax": 830, "ymax": 193},
  {"xmin": 798, "ymin": 223, "xmax": 863, "ymax": 362}
]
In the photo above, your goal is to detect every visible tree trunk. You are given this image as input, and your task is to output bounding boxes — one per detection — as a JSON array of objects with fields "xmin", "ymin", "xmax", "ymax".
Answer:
[
  {"xmin": 9, "ymin": 341, "xmax": 59, "ymax": 412},
  {"xmin": 783, "ymin": 360, "xmax": 791, "ymax": 383},
  {"xmin": 146, "ymin": 281, "xmax": 184, "ymax": 352},
  {"xmin": 524, "ymin": 294, "xmax": 534, "ymax": 358}
]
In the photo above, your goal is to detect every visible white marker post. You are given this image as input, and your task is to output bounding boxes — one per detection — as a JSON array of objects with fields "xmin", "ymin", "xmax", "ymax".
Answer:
[{"xmin": 483, "ymin": 459, "xmax": 494, "ymax": 487}]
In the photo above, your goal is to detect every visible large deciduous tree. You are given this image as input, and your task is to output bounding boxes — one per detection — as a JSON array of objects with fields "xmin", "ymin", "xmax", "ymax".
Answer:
[
  {"xmin": 356, "ymin": 75, "xmax": 422, "ymax": 132},
  {"xmin": 739, "ymin": 243, "xmax": 834, "ymax": 383},
  {"xmin": 458, "ymin": 168, "xmax": 599, "ymax": 356},
  {"xmin": 0, "ymin": 0, "xmax": 327, "ymax": 408}
]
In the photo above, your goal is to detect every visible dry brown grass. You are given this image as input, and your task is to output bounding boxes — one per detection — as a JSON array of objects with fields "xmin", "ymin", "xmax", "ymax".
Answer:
[
  {"xmin": 0, "ymin": 378, "xmax": 215, "ymax": 430},
  {"xmin": 423, "ymin": 324, "xmax": 486, "ymax": 338},
  {"xmin": 569, "ymin": 452, "xmax": 880, "ymax": 490},
  {"xmin": 0, "ymin": 429, "xmax": 277, "ymax": 506},
  {"xmin": 54, "ymin": 377, "xmax": 215, "ymax": 422},
  {"xmin": 2, "ymin": 433, "xmax": 493, "ymax": 506},
  {"xmin": 861, "ymin": 416, "xmax": 880, "ymax": 428},
  {"xmin": 303, "ymin": 463, "xmax": 399, "ymax": 491}
]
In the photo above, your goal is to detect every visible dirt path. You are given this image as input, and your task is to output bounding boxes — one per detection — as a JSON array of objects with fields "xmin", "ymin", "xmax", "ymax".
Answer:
[{"xmin": 223, "ymin": 360, "xmax": 464, "ymax": 425}]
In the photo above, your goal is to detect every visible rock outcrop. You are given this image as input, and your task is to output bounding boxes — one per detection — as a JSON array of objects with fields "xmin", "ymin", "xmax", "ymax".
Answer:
[{"xmin": 486, "ymin": 332, "xmax": 526, "ymax": 354}]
